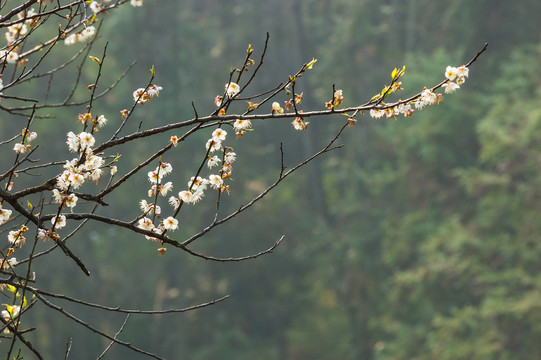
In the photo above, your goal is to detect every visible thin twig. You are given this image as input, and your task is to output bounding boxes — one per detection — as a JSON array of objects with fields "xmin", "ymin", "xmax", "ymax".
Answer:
[{"xmin": 96, "ymin": 315, "xmax": 129, "ymax": 360}]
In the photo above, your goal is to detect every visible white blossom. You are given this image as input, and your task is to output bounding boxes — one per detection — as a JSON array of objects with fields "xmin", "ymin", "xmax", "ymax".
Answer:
[
  {"xmin": 225, "ymin": 82, "xmax": 240, "ymax": 97},
  {"xmin": 162, "ymin": 217, "xmax": 179, "ymax": 231}
]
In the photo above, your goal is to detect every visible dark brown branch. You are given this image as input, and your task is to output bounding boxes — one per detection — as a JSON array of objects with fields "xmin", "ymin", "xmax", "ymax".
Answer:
[
  {"xmin": 0, "ymin": 316, "xmax": 43, "ymax": 360},
  {"xmin": 33, "ymin": 292, "xmax": 165, "ymax": 360},
  {"xmin": 0, "ymin": 0, "xmax": 39, "ymax": 24},
  {"xmin": 181, "ymin": 235, "xmax": 285, "ymax": 262},
  {"xmin": 182, "ymin": 121, "xmax": 349, "ymax": 247},
  {"xmin": 32, "ymin": 288, "xmax": 230, "ymax": 315}
]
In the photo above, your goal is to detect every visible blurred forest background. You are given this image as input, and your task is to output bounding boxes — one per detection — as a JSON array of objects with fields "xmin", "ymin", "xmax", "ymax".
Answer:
[{"xmin": 3, "ymin": 0, "xmax": 541, "ymax": 359}]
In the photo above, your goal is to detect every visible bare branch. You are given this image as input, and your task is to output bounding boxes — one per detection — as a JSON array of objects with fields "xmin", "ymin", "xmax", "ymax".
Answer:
[{"xmin": 33, "ymin": 292, "xmax": 166, "ymax": 360}]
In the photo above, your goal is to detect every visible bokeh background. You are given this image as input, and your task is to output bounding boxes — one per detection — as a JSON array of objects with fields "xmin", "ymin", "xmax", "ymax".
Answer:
[{"xmin": 3, "ymin": 0, "xmax": 541, "ymax": 359}]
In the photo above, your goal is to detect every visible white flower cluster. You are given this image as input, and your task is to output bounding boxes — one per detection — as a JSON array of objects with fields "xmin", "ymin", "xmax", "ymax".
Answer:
[
  {"xmin": 414, "ymin": 89, "xmax": 439, "ymax": 110},
  {"xmin": 233, "ymin": 119, "xmax": 252, "ymax": 137},
  {"xmin": 51, "ymin": 115, "xmax": 112, "ymax": 231},
  {"xmin": 139, "ymin": 127, "xmax": 237, "ymax": 242},
  {"xmin": 443, "ymin": 65, "xmax": 469, "ymax": 93},
  {"xmin": 1, "ymin": 304, "xmax": 20, "ymax": 324},
  {"xmin": 272, "ymin": 102, "xmax": 284, "ymax": 114},
  {"xmin": 88, "ymin": 1, "xmax": 103, "ymax": 14},
  {"xmin": 132, "ymin": 84, "xmax": 162, "ymax": 104},
  {"xmin": 0, "ymin": 49, "xmax": 19, "ymax": 64},
  {"xmin": 0, "ymin": 206, "xmax": 12, "ymax": 225},
  {"xmin": 136, "ymin": 162, "xmax": 177, "ymax": 240},
  {"xmin": 369, "ymin": 65, "xmax": 470, "ymax": 119},
  {"xmin": 8, "ymin": 225, "xmax": 28, "ymax": 248},
  {"xmin": 4, "ymin": 8, "xmax": 35, "ymax": 46},
  {"xmin": 51, "ymin": 215, "xmax": 66, "ymax": 229},
  {"xmin": 225, "ymin": 82, "xmax": 240, "ymax": 98},
  {"xmin": 292, "ymin": 116, "xmax": 309, "ymax": 131},
  {"xmin": 13, "ymin": 128, "xmax": 38, "ymax": 154},
  {"xmin": 147, "ymin": 162, "xmax": 174, "ymax": 197},
  {"xmin": 64, "ymin": 26, "xmax": 96, "ymax": 46},
  {"xmin": 136, "ymin": 104, "xmax": 239, "ymax": 247},
  {"xmin": 1, "ymin": 257, "xmax": 17, "ymax": 270},
  {"xmin": 52, "ymin": 189, "xmax": 78, "ymax": 209},
  {"xmin": 57, "ymin": 149, "xmax": 105, "ymax": 190}
]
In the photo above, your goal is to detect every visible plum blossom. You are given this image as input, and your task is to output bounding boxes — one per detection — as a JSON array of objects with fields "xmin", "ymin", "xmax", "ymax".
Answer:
[
  {"xmin": 162, "ymin": 217, "xmax": 178, "ymax": 231},
  {"xmin": 191, "ymin": 187, "xmax": 205, "ymax": 203},
  {"xmin": 23, "ymin": 129, "xmax": 37, "ymax": 142},
  {"xmin": 233, "ymin": 119, "xmax": 252, "ymax": 133},
  {"xmin": 1, "ymin": 257, "xmax": 17, "ymax": 270},
  {"xmin": 446, "ymin": 65, "xmax": 468, "ymax": 86},
  {"xmin": 224, "ymin": 151, "xmax": 236, "ymax": 164},
  {"xmin": 292, "ymin": 117, "xmax": 309, "ymax": 131},
  {"xmin": 51, "ymin": 215, "xmax": 66, "ymax": 229},
  {"xmin": 148, "ymin": 170, "xmax": 162, "ymax": 184},
  {"xmin": 89, "ymin": 169, "xmax": 103, "ymax": 182},
  {"xmin": 81, "ymin": 26, "xmax": 96, "ymax": 40},
  {"xmin": 369, "ymin": 108, "xmax": 385, "ymax": 119},
  {"xmin": 68, "ymin": 172, "xmax": 85, "ymax": 189},
  {"xmin": 178, "ymin": 190, "xmax": 194, "ymax": 203},
  {"xmin": 148, "ymin": 181, "xmax": 173, "ymax": 197},
  {"xmin": 206, "ymin": 139, "xmax": 222, "ymax": 152},
  {"xmin": 96, "ymin": 115, "xmax": 107, "ymax": 127},
  {"xmin": 160, "ymin": 182, "xmax": 173, "ymax": 196},
  {"xmin": 132, "ymin": 84, "xmax": 162, "ymax": 104},
  {"xmin": 272, "ymin": 102, "xmax": 284, "ymax": 114},
  {"xmin": 52, "ymin": 189, "xmax": 63, "ymax": 203},
  {"xmin": 420, "ymin": 89, "xmax": 437, "ymax": 105},
  {"xmin": 148, "ymin": 84, "xmax": 162, "ymax": 97},
  {"xmin": 7, "ymin": 23, "xmax": 28, "ymax": 38},
  {"xmin": 2, "ymin": 304, "xmax": 20, "ymax": 321},
  {"xmin": 207, "ymin": 155, "xmax": 221, "ymax": 169},
  {"xmin": 6, "ymin": 51, "xmax": 19, "ymax": 64},
  {"xmin": 133, "ymin": 88, "xmax": 150, "ymax": 104},
  {"xmin": 145, "ymin": 227, "xmax": 163, "ymax": 242},
  {"xmin": 65, "ymin": 194, "xmax": 78, "ymax": 208},
  {"xmin": 188, "ymin": 176, "xmax": 208, "ymax": 191},
  {"xmin": 170, "ymin": 135, "xmax": 179, "ymax": 146},
  {"xmin": 157, "ymin": 162, "xmax": 172, "ymax": 175},
  {"xmin": 442, "ymin": 81, "xmax": 460, "ymax": 94},
  {"xmin": 140, "ymin": 200, "xmax": 161, "ymax": 215},
  {"xmin": 8, "ymin": 226, "xmax": 28, "ymax": 247},
  {"xmin": 66, "ymin": 132, "xmax": 79, "ymax": 152},
  {"xmin": 333, "ymin": 89, "xmax": 344, "ymax": 107},
  {"xmin": 179, "ymin": 187, "xmax": 205, "ymax": 204},
  {"xmin": 209, "ymin": 174, "xmax": 224, "ymax": 190},
  {"xmin": 457, "ymin": 65, "xmax": 469, "ymax": 78},
  {"xmin": 225, "ymin": 82, "xmax": 240, "ymax": 97},
  {"xmin": 0, "ymin": 207, "xmax": 12, "ymax": 225},
  {"xmin": 445, "ymin": 66, "xmax": 458, "ymax": 81},
  {"xmin": 64, "ymin": 26, "xmax": 96, "ymax": 46},
  {"xmin": 37, "ymin": 228, "xmax": 47, "ymax": 240},
  {"xmin": 137, "ymin": 217, "xmax": 154, "ymax": 231},
  {"xmin": 168, "ymin": 196, "xmax": 180, "ymax": 209},
  {"xmin": 78, "ymin": 132, "xmax": 95, "ymax": 150},
  {"xmin": 212, "ymin": 128, "xmax": 227, "ymax": 142},
  {"xmin": 13, "ymin": 143, "xmax": 30, "ymax": 154},
  {"xmin": 8, "ymin": 231, "xmax": 25, "ymax": 247},
  {"xmin": 89, "ymin": 1, "xmax": 102, "ymax": 13}
]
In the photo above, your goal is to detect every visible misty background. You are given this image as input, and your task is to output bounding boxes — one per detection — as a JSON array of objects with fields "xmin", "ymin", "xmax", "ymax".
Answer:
[{"xmin": 2, "ymin": 0, "xmax": 541, "ymax": 359}]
